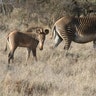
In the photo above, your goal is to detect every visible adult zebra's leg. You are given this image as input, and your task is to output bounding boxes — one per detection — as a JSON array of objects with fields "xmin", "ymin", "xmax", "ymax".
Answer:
[
  {"xmin": 61, "ymin": 30, "xmax": 72, "ymax": 56},
  {"xmin": 64, "ymin": 40, "xmax": 71, "ymax": 50},
  {"xmin": 64, "ymin": 38, "xmax": 72, "ymax": 56}
]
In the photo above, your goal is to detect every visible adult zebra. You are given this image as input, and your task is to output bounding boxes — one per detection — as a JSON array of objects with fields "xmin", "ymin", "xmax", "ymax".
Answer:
[{"xmin": 52, "ymin": 15, "xmax": 96, "ymax": 51}]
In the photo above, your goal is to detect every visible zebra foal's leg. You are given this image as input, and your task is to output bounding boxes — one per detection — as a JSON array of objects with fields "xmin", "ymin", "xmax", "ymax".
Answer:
[
  {"xmin": 32, "ymin": 48, "xmax": 37, "ymax": 61},
  {"xmin": 8, "ymin": 47, "xmax": 16, "ymax": 67},
  {"xmin": 25, "ymin": 48, "xmax": 31, "ymax": 65},
  {"xmin": 93, "ymin": 40, "xmax": 96, "ymax": 48}
]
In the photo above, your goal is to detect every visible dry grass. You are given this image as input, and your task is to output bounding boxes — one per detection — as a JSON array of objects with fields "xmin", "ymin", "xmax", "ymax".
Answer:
[{"xmin": 0, "ymin": 28, "xmax": 96, "ymax": 96}]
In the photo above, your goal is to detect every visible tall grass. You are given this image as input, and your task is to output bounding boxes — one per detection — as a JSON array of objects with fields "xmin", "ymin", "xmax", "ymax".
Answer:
[
  {"xmin": 0, "ymin": 29, "xmax": 96, "ymax": 96},
  {"xmin": 0, "ymin": 8, "xmax": 96, "ymax": 96}
]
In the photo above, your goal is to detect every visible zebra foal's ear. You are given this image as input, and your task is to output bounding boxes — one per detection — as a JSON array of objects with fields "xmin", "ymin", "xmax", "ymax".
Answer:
[
  {"xmin": 36, "ymin": 28, "xmax": 43, "ymax": 34},
  {"xmin": 44, "ymin": 29, "xmax": 49, "ymax": 35}
]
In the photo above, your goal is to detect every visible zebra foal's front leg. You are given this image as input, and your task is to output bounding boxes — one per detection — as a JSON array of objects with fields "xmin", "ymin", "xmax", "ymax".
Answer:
[
  {"xmin": 93, "ymin": 40, "xmax": 96, "ymax": 48},
  {"xmin": 25, "ymin": 48, "xmax": 31, "ymax": 65}
]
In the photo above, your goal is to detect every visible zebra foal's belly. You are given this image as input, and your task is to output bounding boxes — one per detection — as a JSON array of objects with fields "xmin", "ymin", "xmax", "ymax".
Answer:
[{"xmin": 74, "ymin": 33, "xmax": 96, "ymax": 43}]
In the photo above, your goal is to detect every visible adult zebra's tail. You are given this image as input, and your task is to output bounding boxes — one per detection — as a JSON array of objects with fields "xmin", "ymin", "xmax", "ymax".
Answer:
[
  {"xmin": 52, "ymin": 25, "xmax": 63, "ymax": 47},
  {"xmin": 4, "ymin": 34, "xmax": 9, "ymax": 52}
]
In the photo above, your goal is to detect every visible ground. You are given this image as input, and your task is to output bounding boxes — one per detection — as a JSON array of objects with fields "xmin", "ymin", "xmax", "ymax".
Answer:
[{"xmin": 0, "ymin": 29, "xmax": 96, "ymax": 96}]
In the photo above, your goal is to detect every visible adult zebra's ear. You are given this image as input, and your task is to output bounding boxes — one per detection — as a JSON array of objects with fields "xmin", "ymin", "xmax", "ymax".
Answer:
[{"xmin": 44, "ymin": 29, "xmax": 49, "ymax": 35}]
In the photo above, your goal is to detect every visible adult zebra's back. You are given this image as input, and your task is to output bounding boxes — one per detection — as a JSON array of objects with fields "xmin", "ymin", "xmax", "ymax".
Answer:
[{"xmin": 52, "ymin": 15, "xmax": 96, "ymax": 50}]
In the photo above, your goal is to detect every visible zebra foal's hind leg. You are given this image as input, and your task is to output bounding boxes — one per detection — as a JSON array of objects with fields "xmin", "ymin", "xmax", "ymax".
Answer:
[{"xmin": 8, "ymin": 51, "xmax": 14, "ymax": 68}]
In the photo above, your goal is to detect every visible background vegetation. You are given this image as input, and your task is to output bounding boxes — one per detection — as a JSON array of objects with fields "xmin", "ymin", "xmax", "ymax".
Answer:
[{"xmin": 0, "ymin": 0, "xmax": 96, "ymax": 96}]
